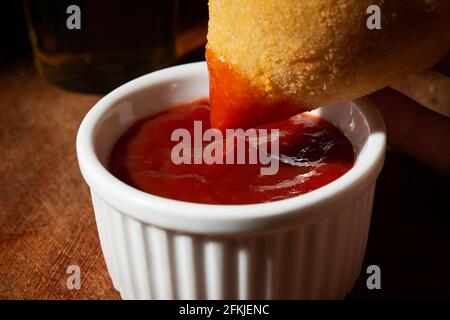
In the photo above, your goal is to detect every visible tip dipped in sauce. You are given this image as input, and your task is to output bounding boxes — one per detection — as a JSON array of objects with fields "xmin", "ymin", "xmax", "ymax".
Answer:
[{"xmin": 206, "ymin": 49, "xmax": 308, "ymax": 131}]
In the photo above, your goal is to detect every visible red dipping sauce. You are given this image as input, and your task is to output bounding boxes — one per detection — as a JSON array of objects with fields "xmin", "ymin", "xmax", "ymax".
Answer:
[{"xmin": 109, "ymin": 99, "xmax": 354, "ymax": 205}]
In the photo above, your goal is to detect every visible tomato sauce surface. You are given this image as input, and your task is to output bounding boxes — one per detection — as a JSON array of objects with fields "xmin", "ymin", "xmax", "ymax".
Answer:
[{"xmin": 109, "ymin": 99, "xmax": 354, "ymax": 205}]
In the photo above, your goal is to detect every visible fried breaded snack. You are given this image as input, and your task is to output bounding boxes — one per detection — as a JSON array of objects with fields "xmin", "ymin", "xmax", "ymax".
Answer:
[{"xmin": 207, "ymin": 0, "xmax": 450, "ymax": 129}]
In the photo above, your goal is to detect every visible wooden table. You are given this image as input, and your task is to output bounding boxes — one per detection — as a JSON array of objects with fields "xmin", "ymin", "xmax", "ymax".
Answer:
[
  {"xmin": 1, "ymin": 56, "xmax": 449, "ymax": 300},
  {"xmin": 0, "ymin": 57, "xmax": 118, "ymax": 299}
]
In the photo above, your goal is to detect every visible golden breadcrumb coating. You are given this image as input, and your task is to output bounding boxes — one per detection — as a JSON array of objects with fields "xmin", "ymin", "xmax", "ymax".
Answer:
[{"xmin": 207, "ymin": 0, "xmax": 450, "ymax": 108}]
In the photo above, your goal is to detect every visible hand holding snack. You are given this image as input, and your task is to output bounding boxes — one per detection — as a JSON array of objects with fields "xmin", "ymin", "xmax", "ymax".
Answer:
[
  {"xmin": 207, "ymin": 0, "xmax": 450, "ymax": 129},
  {"xmin": 207, "ymin": 0, "xmax": 450, "ymax": 174}
]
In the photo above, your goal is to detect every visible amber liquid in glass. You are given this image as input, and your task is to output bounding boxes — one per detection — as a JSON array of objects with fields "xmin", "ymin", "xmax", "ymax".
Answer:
[{"xmin": 23, "ymin": 0, "xmax": 176, "ymax": 93}]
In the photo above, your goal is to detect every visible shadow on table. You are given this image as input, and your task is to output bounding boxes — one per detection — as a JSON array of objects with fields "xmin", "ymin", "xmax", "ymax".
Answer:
[{"xmin": 347, "ymin": 149, "xmax": 450, "ymax": 299}]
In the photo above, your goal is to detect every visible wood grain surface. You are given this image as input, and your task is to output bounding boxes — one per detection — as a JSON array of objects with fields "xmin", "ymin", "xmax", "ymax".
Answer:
[
  {"xmin": 0, "ymin": 57, "xmax": 119, "ymax": 299},
  {"xmin": 0, "ymin": 56, "xmax": 449, "ymax": 300}
]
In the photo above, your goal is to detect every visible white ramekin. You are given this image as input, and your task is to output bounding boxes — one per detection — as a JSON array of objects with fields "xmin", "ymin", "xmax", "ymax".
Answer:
[{"xmin": 76, "ymin": 62, "xmax": 386, "ymax": 300}]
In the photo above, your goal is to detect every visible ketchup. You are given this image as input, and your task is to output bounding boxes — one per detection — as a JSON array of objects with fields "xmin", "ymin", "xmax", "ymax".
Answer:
[
  {"xmin": 206, "ymin": 49, "xmax": 305, "ymax": 131},
  {"xmin": 109, "ymin": 99, "xmax": 354, "ymax": 205}
]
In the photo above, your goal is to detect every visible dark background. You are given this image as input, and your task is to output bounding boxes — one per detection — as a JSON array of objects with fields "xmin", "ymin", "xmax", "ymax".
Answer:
[{"xmin": 0, "ymin": 1, "xmax": 449, "ymax": 300}]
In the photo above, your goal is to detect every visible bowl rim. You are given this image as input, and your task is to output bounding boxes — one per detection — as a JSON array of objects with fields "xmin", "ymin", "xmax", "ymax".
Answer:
[{"xmin": 76, "ymin": 61, "xmax": 386, "ymax": 234}]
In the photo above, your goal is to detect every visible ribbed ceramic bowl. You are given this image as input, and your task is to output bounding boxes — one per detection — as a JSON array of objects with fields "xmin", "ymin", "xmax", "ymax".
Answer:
[{"xmin": 76, "ymin": 62, "xmax": 386, "ymax": 300}]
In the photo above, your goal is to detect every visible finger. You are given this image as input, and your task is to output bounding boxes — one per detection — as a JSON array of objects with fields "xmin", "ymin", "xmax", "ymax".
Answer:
[
  {"xmin": 431, "ymin": 51, "xmax": 450, "ymax": 76},
  {"xmin": 369, "ymin": 88, "xmax": 450, "ymax": 176}
]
